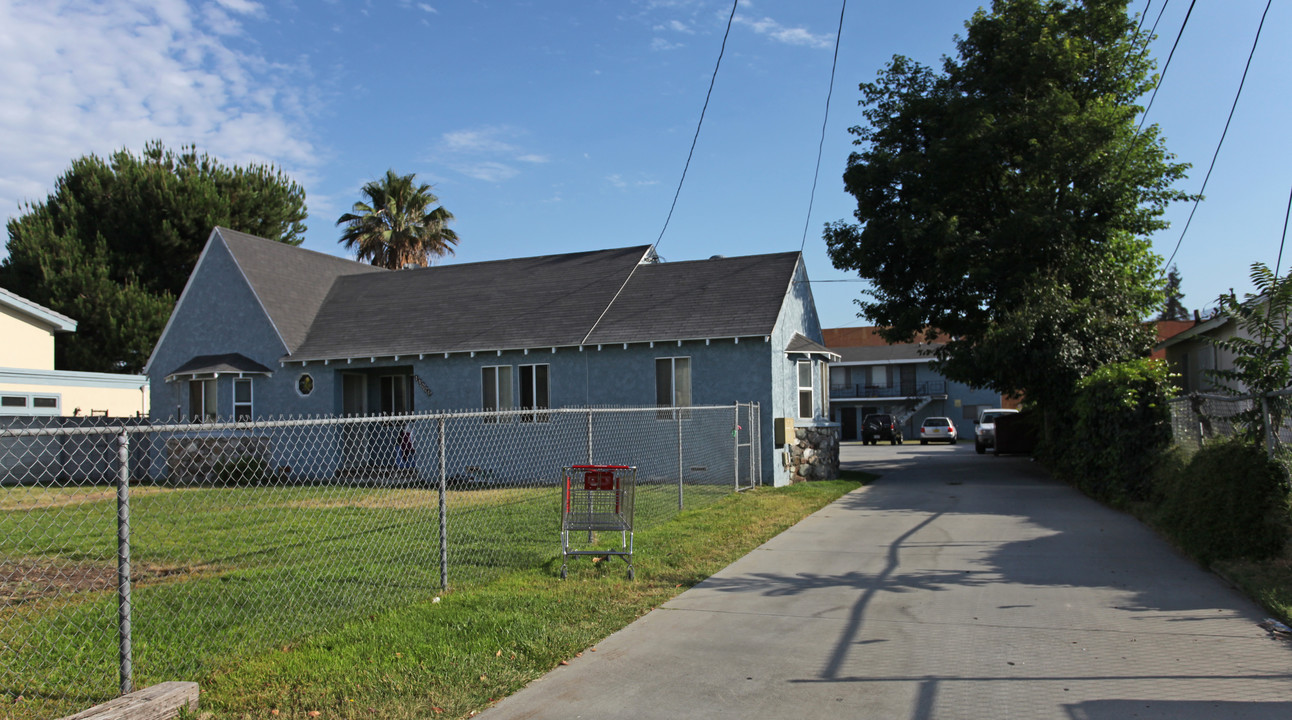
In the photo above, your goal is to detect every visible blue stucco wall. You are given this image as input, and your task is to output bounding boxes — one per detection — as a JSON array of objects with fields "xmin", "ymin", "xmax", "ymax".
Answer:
[
  {"xmin": 147, "ymin": 234, "xmax": 290, "ymax": 421},
  {"xmin": 767, "ymin": 259, "xmax": 829, "ymax": 486}
]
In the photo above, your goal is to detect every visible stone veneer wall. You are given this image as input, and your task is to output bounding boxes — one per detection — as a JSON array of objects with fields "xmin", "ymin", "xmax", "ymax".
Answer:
[{"xmin": 788, "ymin": 422, "xmax": 840, "ymax": 483}]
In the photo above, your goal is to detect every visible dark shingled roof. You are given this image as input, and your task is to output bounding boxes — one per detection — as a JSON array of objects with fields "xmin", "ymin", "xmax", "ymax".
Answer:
[
  {"xmin": 218, "ymin": 227, "xmax": 385, "ymax": 353},
  {"xmin": 582, "ymin": 252, "xmax": 800, "ymax": 345},
  {"xmin": 200, "ymin": 231, "xmax": 805, "ymax": 363},
  {"xmin": 833, "ymin": 344, "xmax": 942, "ymax": 364},
  {"xmin": 290, "ymin": 246, "xmax": 654, "ymax": 361},
  {"xmin": 167, "ymin": 353, "xmax": 274, "ymax": 379}
]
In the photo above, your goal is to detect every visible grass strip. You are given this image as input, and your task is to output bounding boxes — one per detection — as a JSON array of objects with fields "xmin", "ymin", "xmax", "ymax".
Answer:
[{"xmin": 187, "ymin": 477, "xmax": 868, "ymax": 720}]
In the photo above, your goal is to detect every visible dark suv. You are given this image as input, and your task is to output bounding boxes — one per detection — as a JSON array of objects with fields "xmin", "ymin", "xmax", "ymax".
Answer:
[{"xmin": 861, "ymin": 413, "xmax": 903, "ymax": 445}]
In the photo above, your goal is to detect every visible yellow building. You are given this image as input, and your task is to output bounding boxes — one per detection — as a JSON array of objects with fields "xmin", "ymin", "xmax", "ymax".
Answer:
[{"xmin": 0, "ymin": 287, "xmax": 148, "ymax": 417}]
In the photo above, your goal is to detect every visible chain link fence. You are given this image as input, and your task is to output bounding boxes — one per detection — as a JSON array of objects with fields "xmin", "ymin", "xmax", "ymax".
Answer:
[
  {"xmin": 1168, "ymin": 390, "xmax": 1292, "ymax": 455},
  {"xmin": 1, "ymin": 403, "xmax": 760, "ymax": 715}
]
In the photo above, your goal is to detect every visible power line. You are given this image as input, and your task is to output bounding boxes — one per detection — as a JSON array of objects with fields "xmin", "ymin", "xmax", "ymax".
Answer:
[
  {"xmin": 800, "ymin": 0, "xmax": 848, "ymax": 253},
  {"xmin": 1276, "ymin": 182, "xmax": 1292, "ymax": 278},
  {"xmin": 1164, "ymin": 0, "xmax": 1273, "ymax": 270},
  {"xmin": 1135, "ymin": 0, "xmax": 1152, "ymax": 33},
  {"xmin": 651, "ymin": 0, "xmax": 739, "ymax": 254},
  {"xmin": 1138, "ymin": 0, "xmax": 1194, "ymax": 132}
]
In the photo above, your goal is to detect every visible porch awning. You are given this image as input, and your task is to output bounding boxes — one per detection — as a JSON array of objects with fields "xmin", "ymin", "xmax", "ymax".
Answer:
[
  {"xmin": 166, "ymin": 353, "xmax": 274, "ymax": 382},
  {"xmin": 785, "ymin": 332, "xmax": 841, "ymax": 361}
]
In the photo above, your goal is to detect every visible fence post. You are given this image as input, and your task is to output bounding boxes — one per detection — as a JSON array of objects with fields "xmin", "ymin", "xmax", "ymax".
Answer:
[
  {"xmin": 116, "ymin": 430, "xmax": 133, "ymax": 696},
  {"xmin": 587, "ymin": 409, "xmax": 593, "ymax": 465},
  {"xmin": 438, "ymin": 416, "xmax": 448, "ymax": 591},
  {"xmin": 676, "ymin": 409, "xmax": 684, "ymax": 510},
  {"xmin": 753, "ymin": 402, "xmax": 761, "ymax": 487}
]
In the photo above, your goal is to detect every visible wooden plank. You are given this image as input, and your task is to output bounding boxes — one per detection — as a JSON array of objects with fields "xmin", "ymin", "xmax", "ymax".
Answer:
[{"xmin": 59, "ymin": 682, "xmax": 199, "ymax": 720}]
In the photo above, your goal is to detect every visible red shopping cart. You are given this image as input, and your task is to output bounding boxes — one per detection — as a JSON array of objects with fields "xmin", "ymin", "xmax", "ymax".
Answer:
[{"xmin": 560, "ymin": 465, "xmax": 637, "ymax": 580}]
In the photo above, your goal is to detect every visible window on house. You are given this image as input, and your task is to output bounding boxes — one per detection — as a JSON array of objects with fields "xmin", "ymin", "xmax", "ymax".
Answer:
[
  {"xmin": 234, "ymin": 378, "xmax": 253, "ymax": 422},
  {"xmin": 798, "ymin": 360, "xmax": 815, "ymax": 419},
  {"xmin": 380, "ymin": 375, "xmax": 413, "ymax": 415},
  {"xmin": 655, "ymin": 357, "xmax": 692, "ymax": 419},
  {"xmin": 189, "ymin": 379, "xmax": 217, "ymax": 422},
  {"xmin": 0, "ymin": 394, "xmax": 61, "ymax": 416},
  {"xmin": 519, "ymin": 364, "xmax": 550, "ymax": 422},
  {"xmin": 482, "ymin": 365, "xmax": 514, "ymax": 421}
]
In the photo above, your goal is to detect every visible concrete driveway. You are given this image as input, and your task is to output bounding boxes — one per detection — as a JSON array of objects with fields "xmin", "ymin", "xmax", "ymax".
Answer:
[{"xmin": 483, "ymin": 441, "xmax": 1292, "ymax": 719}]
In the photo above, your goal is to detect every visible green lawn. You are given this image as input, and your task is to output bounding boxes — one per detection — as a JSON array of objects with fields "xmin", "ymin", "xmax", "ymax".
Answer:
[{"xmin": 1, "ymin": 476, "xmax": 865, "ymax": 719}]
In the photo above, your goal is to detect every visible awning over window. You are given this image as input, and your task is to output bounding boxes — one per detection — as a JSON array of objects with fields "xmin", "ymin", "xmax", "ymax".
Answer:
[
  {"xmin": 785, "ymin": 332, "xmax": 841, "ymax": 361},
  {"xmin": 166, "ymin": 353, "xmax": 274, "ymax": 382}
]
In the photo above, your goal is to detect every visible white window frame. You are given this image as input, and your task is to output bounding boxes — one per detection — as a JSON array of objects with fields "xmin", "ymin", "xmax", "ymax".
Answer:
[
  {"xmin": 655, "ymin": 356, "xmax": 692, "ymax": 420},
  {"xmin": 519, "ymin": 363, "xmax": 550, "ymax": 423},
  {"xmin": 296, "ymin": 373, "xmax": 315, "ymax": 397},
  {"xmin": 189, "ymin": 377, "xmax": 217, "ymax": 422},
  {"xmin": 234, "ymin": 378, "xmax": 253, "ymax": 422},
  {"xmin": 0, "ymin": 392, "xmax": 61, "ymax": 416},
  {"xmin": 482, "ymin": 365, "xmax": 514, "ymax": 422},
  {"xmin": 797, "ymin": 360, "xmax": 815, "ymax": 419}
]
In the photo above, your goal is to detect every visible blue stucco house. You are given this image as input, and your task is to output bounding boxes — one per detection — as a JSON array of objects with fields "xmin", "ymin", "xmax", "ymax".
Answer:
[{"xmin": 144, "ymin": 228, "xmax": 835, "ymax": 485}]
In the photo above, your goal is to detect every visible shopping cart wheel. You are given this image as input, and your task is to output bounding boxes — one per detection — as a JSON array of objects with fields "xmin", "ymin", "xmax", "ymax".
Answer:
[
  {"xmin": 627, "ymin": 567, "xmax": 635, "ymax": 581},
  {"xmin": 560, "ymin": 566, "xmax": 568, "ymax": 580}
]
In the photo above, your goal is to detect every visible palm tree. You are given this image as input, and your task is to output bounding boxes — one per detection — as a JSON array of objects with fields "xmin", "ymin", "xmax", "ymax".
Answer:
[{"xmin": 336, "ymin": 170, "xmax": 459, "ymax": 269}]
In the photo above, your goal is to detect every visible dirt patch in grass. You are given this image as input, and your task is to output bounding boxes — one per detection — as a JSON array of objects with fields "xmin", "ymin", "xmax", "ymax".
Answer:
[
  {"xmin": 0, "ymin": 558, "xmax": 230, "ymax": 604},
  {"xmin": 0, "ymin": 486, "xmax": 169, "ymax": 511},
  {"xmin": 0, "ymin": 559, "xmax": 117, "ymax": 603}
]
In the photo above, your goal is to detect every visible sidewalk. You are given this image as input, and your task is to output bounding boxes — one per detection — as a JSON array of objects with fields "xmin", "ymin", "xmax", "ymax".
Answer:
[{"xmin": 483, "ymin": 443, "xmax": 1292, "ymax": 719}]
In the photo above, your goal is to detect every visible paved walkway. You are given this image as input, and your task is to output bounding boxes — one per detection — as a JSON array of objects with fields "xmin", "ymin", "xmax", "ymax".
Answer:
[{"xmin": 484, "ymin": 442, "xmax": 1292, "ymax": 719}]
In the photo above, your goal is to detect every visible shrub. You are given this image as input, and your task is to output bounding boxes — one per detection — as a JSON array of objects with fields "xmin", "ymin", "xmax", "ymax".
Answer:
[
  {"xmin": 214, "ymin": 455, "xmax": 272, "ymax": 486},
  {"xmin": 1158, "ymin": 437, "xmax": 1291, "ymax": 563},
  {"xmin": 1061, "ymin": 358, "xmax": 1174, "ymax": 503}
]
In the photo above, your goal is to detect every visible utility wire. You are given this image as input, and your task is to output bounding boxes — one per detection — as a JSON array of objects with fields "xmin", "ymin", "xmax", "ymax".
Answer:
[
  {"xmin": 800, "ymin": 0, "xmax": 848, "ymax": 253},
  {"xmin": 1136, "ymin": 0, "xmax": 1152, "ymax": 33},
  {"xmin": 1138, "ymin": 0, "xmax": 1194, "ymax": 131},
  {"xmin": 651, "ymin": 0, "xmax": 739, "ymax": 254},
  {"xmin": 1164, "ymin": 0, "xmax": 1273, "ymax": 270},
  {"xmin": 1276, "ymin": 183, "xmax": 1292, "ymax": 278},
  {"xmin": 582, "ymin": 0, "xmax": 738, "ymax": 346}
]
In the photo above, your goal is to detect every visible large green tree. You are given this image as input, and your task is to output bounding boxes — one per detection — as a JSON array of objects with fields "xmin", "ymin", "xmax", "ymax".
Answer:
[
  {"xmin": 1, "ymin": 141, "xmax": 307, "ymax": 373},
  {"xmin": 337, "ymin": 170, "xmax": 458, "ymax": 269},
  {"xmin": 824, "ymin": 0, "xmax": 1193, "ymax": 411}
]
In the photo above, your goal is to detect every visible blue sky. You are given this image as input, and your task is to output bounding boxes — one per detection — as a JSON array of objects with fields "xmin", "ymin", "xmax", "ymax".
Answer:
[{"xmin": 1, "ymin": 0, "xmax": 1288, "ymax": 330}]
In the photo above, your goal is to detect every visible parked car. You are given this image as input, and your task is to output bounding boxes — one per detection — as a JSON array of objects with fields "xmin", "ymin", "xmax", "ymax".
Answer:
[
  {"xmin": 861, "ymin": 413, "xmax": 903, "ymax": 445},
  {"xmin": 919, "ymin": 417, "xmax": 957, "ymax": 444},
  {"xmin": 975, "ymin": 408, "xmax": 1019, "ymax": 454}
]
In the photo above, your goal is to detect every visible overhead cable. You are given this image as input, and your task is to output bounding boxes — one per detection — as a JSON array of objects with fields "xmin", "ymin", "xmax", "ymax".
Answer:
[
  {"xmin": 1164, "ymin": 0, "xmax": 1273, "ymax": 270},
  {"xmin": 800, "ymin": 0, "xmax": 848, "ymax": 253},
  {"xmin": 1138, "ymin": 0, "xmax": 1195, "ymax": 131},
  {"xmin": 651, "ymin": 0, "xmax": 739, "ymax": 254}
]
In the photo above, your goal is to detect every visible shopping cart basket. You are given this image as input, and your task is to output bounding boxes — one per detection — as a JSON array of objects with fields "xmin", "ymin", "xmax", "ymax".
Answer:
[{"xmin": 560, "ymin": 465, "xmax": 637, "ymax": 580}]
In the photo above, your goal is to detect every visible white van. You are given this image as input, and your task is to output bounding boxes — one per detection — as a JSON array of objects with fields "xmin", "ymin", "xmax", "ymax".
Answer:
[{"xmin": 975, "ymin": 407, "xmax": 1019, "ymax": 454}]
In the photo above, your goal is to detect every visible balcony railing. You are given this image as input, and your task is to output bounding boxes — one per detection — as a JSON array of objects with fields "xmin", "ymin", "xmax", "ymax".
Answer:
[{"xmin": 829, "ymin": 380, "xmax": 947, "ymax": 399}]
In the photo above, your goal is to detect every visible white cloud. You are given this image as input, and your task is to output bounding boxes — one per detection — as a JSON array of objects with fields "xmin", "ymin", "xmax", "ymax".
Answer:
[
  {"xmin": 434, "ymin": 126, "xmax": 547, "ymax": 183},
  {"xmin": 0, "ymin": 0, "xmax": 318, "ymax": 232},
  {"xmin": 212, "ymin": 0, "xmax": 263, "ymax": 15},
  {"xmin": 417, "ymin": 3, "xmax": 438, "ymax": 13},
  {"xmin": 733, "ymin": 14, "xmax": 832, "ymax": 49},
  {"xmin": 651, "ymin": 37, "xmax": 683, "ymax": 51}
]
